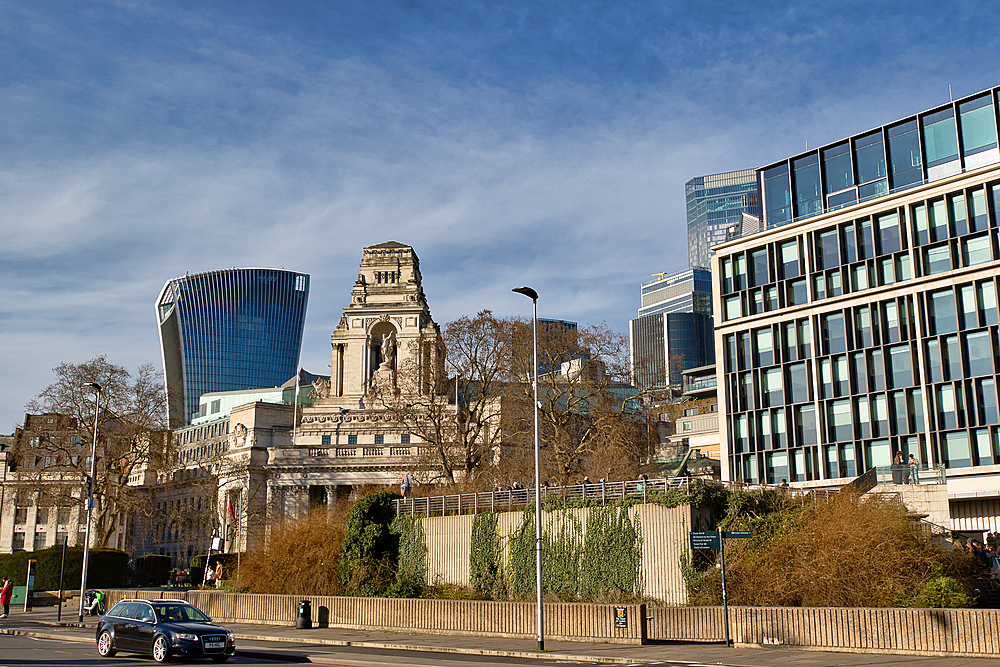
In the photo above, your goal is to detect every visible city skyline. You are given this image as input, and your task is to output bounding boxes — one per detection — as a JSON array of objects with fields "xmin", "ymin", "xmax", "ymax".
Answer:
[{"xmin": 3, "ymin": 1, "xmax": 1000, "ymax": 431}]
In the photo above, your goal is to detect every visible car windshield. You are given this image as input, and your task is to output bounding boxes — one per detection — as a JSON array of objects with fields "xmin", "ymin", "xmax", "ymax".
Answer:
[{"xmin": 155, "ymin": 604, "xmax": 211, "ymax": 623}]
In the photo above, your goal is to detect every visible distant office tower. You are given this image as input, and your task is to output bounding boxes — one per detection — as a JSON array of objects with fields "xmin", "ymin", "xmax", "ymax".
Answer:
[
  {"xmin": 630, "ymin": 268, "xmax": 715, "ymax": 392},
  {"xmin": 686, "ymin": 169, "xmax": 759, "ymax": 268},
  {"xmin": 156, "ymin": 268, "xmax": 310, "ymax": 428},
  {"xmin": 638, "ymin": 268, "xmax": 713, "ymax": 318}
]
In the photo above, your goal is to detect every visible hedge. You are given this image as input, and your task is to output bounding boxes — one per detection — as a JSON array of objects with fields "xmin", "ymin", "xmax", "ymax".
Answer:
[{"xmin": 0, "ymin": 546, "xmax": 129, "ymax": 590}]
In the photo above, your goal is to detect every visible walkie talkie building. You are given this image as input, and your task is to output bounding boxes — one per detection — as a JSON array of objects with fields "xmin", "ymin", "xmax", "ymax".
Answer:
[{"xmin": 156, "ymin": 268, "xmax": 310, "ymax": 428}]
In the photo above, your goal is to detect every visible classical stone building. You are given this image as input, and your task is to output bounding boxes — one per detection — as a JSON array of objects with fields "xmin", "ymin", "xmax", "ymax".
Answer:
[{"xmin": 138, "ymin": 242, "xmax": 443, "ymax": 561}]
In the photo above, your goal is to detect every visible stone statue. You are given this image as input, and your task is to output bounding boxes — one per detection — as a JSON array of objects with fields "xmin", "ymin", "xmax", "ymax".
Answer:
[
  {"xmin": 310, "ymin": 376, "xmax": 330, "ymax": 398},
  {"xmin": 380, "ymin": 332, "xmax": 396, "ymax": 370}
]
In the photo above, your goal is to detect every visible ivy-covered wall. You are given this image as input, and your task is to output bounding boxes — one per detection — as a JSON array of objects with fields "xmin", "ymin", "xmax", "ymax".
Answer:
[{"xmin": 424, "ymin": 503, "xmax": 691, "ymax": 603}]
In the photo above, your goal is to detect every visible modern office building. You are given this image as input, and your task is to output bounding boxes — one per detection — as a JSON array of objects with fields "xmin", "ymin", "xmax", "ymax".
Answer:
[
  {"xmin": 630, "ymin": 268, "xmax": 715, "ymax": 392},
  {"xmin": 686, "ymin": 169, "xmax": 760, "ymax": 269},
  {"xmin": 156, "ymin": 268, "xmax": 310, "ymax": 429},
  {"xmin": 714, "ymin": 85, "xmax": 1000, "ymax": 532},
  {"xmin": 638, "ymin": 268, "xmax": 713, "ymax": 318}
]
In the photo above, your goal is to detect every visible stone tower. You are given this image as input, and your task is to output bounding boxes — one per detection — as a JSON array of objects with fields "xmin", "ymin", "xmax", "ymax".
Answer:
[{"xmin": 320, "ymin": 241, "xmax": 441, "ymax": 406}]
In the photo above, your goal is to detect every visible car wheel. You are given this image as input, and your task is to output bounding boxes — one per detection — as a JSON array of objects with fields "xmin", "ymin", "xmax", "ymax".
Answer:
[
  {"xmin": 152, "ymin": 635, "xmax": 172, "ymax": 663},
  {"xmin": 97, "ymin": 630, "xmax": 117, "ymax": 657},
  {"xmin": 211, "ymin": 656, "xmax": 230, "ymax": 663}
]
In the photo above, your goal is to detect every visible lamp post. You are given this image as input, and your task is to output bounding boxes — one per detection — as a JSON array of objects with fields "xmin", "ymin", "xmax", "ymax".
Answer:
[
  {"xmin": 512, "ymin": 286, "xmax": 544, "ymax": 651},
  {"xmin": 78, "ymin": 381, "xmax": 101, "ymax": 622}
]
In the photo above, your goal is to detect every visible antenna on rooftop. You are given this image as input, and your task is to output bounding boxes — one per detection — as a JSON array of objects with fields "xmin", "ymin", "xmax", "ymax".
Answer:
[{"xmin": 949, "ymin": 84, "xmax": 953, "ymax": 102}]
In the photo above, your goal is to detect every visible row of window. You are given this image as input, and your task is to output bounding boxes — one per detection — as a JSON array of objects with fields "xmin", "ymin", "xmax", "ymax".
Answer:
[
  {"xmin": 721, "ymin": 179, "xmax": 1000, "ymax": 321},
  {"xmin": 725, "ymin": 280, "xmax": 1000, "ymax": 375},
  {"xmin": 9, "ymin": 532, "xmax": 80, "ymax": 552},
  {"xmin": 760, "ymin": 88, "xmax": 1000, "ymax": 228},
  {"xmin": 319, "ymin": 433, "xmax": 412, "ymax": 446},
  {"xmin": 13, "ymin": 506, "xmax": 81, "ymax": 525},
  {"xmin": 176, "ymin": 420, "xmax": 229, "ymax": 445}
]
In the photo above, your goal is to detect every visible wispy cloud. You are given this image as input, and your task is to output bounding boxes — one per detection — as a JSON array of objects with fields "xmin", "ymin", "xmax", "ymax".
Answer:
[{"xmin": 2, "ymin": 0, "xmax": 999, "ymax": 430}]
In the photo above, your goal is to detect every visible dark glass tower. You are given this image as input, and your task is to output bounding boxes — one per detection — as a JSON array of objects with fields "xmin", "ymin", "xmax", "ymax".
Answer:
[{"xmin": 156, "ymin": 268, "xmax": 310, "ymax": 428}]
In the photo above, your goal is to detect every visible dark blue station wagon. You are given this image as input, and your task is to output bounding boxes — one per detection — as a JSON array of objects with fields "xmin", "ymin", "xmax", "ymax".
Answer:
[{"xmin": 95, "ymin": 598, "xmax": 236, "ymax": 663}]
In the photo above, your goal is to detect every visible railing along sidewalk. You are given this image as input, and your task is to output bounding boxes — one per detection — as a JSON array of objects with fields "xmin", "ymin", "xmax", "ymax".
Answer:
[{"xmin": 394, "ymin": 476, "xmax": 689, "ymax": 517}]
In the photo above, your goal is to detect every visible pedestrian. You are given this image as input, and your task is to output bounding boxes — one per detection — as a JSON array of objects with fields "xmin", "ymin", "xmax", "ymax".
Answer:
[
  {"xmin": 908, "ymin": 454, "xmax": 920, "ymax": 484},
  {"xmin": 400, "ymin": 473, "xmax": 412, "ymax": 498},
  {"xmin": 214, "ymin": 563, "xmax": 224, "ymax": 588},
  {"xmin": 0, "ymin": 577, "xmax": 11, "ymax": 618},
  {"xmin": 205, "ymin": 563, "xmax": 215, "ymax": 588},
  {"xmin": 893, "ymin": 451, "xmax": 905, "ymax": 484}
]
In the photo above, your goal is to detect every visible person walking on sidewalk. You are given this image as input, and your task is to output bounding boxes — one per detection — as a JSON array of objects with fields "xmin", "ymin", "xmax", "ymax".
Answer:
[{"xmin": 1, "ymin": 577, "xmax": 12, "ymax": 618}]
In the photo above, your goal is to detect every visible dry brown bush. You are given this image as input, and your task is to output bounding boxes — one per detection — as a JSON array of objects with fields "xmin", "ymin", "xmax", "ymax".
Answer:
[
  {"xmin": 234, "ymin": 508, "xmax": 348, "ymax": 596},
  {"xmin": 725, "ymin": 493, "xmax": 955, "ymax": 607}
]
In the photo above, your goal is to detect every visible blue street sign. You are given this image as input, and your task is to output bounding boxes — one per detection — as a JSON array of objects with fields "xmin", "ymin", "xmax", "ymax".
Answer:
[
  {"xmin": 723, "ymin": 531, "xmax": 752, "ymax": 539},
  {"xmin": 689, "ymin": 531, "xmax": 721, "ymax": 550}
]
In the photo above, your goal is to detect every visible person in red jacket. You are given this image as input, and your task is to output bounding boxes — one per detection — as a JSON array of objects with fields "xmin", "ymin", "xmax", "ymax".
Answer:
[{"xmin": 0, "ymin": 577, "xmax": 12, "ymax": 618}]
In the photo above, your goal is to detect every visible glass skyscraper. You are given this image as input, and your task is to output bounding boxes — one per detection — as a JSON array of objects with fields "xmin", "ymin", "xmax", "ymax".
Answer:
[
  {"xmin": 630, "ymin": 268, "xmax": 715, "ymax": 392},
  {"xmin": 686, "ymin": 169, "xmax": 760, "ymax": 269},
  {"xmin": 157, "ymin": 268, "xmax": 310, "ymax": 428},
  {"xmin": 714, "ymin": 85, "xmax": 1000, "ymax": 532}
]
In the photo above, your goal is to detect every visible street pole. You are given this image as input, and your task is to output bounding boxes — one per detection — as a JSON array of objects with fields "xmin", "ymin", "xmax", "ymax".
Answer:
[
  {"xmin": 78, "ymin": 382, "xmax": 102, "ymax": 623},
  {"xmin": 513, "ymin": 286, "xmax": 544, "ymax": 651}
]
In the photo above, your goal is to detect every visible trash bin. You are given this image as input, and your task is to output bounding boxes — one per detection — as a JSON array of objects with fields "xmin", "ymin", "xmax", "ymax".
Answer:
[{"xmin": 296, "ymin": 599, "xmax": 312, "ymax": 629}]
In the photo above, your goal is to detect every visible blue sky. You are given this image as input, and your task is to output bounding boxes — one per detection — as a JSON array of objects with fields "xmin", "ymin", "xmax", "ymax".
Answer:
[{"xmin": 2, "ymin": 1, "xmax": 999, "ymax": 430}]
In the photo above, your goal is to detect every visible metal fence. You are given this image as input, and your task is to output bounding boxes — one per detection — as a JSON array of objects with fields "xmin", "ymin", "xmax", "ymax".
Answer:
[{"xmin": 393, "ymin": 476, "xmax": 690, "ymax": 517}]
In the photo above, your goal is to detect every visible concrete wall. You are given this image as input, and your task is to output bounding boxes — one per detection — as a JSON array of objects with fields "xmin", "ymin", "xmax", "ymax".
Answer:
[
  {"xmin": 651, "ymin": 605, "xmax": 1000, "ymax": 657},
  {"xmin": 103, "ymin": 589, "xmax": 1000, "ymax": 656},
  {"xmin": 420, "ymin": 503, "xmax": 692, "ymax": 604},
  {"xmin": 102, "ymin": 589, "xmax": 647, "ymax": 644}
]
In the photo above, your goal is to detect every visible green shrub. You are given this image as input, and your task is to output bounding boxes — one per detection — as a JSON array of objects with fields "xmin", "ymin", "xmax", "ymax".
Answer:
[
  {"xmin": 914, "ymin": 575, "xmax": 974, "ymax": 608},
  {"xmin": 338, "ymin": 490, "xmax": 401, "ymax": 596}
]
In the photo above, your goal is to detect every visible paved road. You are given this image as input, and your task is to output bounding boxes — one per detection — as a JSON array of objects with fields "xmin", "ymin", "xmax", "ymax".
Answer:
[{"xmin": 1, "ymin": 606, "xmax": 997, "ymax": 666}]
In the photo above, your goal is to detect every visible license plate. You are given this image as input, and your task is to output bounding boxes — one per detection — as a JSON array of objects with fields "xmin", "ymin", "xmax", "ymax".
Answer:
[{"xmin": 205, "ymin": 642, "xmax": 225, "ymax": 649}]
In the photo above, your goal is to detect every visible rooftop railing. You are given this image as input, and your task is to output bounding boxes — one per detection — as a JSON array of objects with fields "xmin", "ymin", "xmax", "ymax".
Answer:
[{"xmin": 393, "ymin": 476, "xmax": 689, "ymax": 517}]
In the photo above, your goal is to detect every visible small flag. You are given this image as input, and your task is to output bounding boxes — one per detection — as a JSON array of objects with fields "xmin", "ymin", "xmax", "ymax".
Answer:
[{"xmin": 228, "ymin": 499, "xmax": 236, "ymax": 521}]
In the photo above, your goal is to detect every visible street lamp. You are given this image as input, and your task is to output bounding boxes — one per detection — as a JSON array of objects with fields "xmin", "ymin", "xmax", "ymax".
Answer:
[
  {"xmin": 512, "ymin": 285, "xmax": 544, "ymax": 651},
  {"xmin": 79, "ymin": 381, "xmax": 101, "ymax": 622}
]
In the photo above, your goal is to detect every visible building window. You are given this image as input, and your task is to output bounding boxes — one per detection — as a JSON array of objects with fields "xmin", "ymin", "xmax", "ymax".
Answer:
[
  {"xmin": 401, "ymin": 433, "xmax": 411, "ymax": 444},
  {"xmin": 348, "ymin": 435, "xmax": 357, "ymax": 445},
  {"xmin": 11, "ymin": 533, "xmax": 25, "ymax": 552},
  {"xmin": 942, "ymin": 431, "xmax": 971, "ymax": 468},
  {"xmin": 822, "ymin": 313, "xmax": 847, "ymax": 355},
  {"xmin": 375, "ymin": 434, "xmax": 384, "ymax": 445},
  {"xmin": 321, "ymin": 435, "xmax": 331, "ymax": 446},
  {"xmin": 33, "ymin": 533, "xmax": 47, "ymax": 551},
  {"xmin": 14, "ymin": 508, "xmax": 28, "ymax": 525}
]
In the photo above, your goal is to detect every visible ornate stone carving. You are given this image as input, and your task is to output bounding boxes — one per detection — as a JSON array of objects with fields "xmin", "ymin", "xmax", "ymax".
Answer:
[
  {"xmin": 310, "ymin": 376, "xmax": 330, "ymax": 399},
  {"xmin": 229, "ymin": 423, "xmax": 248, "ymax": 449}
]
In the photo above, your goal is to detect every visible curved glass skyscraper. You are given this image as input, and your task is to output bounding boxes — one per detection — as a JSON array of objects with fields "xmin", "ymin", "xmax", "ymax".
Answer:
[{"xmin": 157, "ymin": 268, "xmax": 310, "ymax": 428}]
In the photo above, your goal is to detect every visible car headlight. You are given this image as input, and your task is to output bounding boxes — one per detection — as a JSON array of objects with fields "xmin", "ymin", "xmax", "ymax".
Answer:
[{"xmin": 175, "ymin": 632, "xmax": 198, "ymax": 643}]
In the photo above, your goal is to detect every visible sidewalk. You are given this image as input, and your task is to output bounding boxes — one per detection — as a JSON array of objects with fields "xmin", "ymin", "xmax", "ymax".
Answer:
[{"xmin": 1, "ymin": 605, "xmax": 995, "ymax": 666}]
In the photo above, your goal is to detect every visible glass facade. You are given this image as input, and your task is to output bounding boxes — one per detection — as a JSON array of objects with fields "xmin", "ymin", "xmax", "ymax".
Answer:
[
  {"xmin": 630, "ymin": 312, "xmax": 714, "ymax": 392},
  {"xmin": 719, "ymin": 167, "xmax": 1000, "ymax": 484},
  {"xmin": 686, "ymin": 170, "xmax": 760, "ymax": 268},
  {"xmin": 639, "ymin": 268, "xmax": 713, "ymax": 318},
  {"xmin": 157, "ymin": 268, "xmax": 310, "ymax": 428},
  {"xmin": 756, "ymin": 87, "xmax": 1000, "ymax": 232}
]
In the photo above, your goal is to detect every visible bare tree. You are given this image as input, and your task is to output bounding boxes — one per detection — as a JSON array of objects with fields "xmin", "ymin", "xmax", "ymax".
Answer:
[
  {"xmin": 20, "ymin": 355, "xmax": 167, "ymax": 548},
  {"xmin": 371, "ymin": 311, "xmax": 513, "ymax": 486},
  {"xmin": 508, "ymin": 320, "xmax": 640, "ymax": 484}
]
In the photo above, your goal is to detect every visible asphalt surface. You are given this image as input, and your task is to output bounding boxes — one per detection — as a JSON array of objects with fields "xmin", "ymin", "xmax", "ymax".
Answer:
[{"xmin": 1, "ymin": 605, "xmax": 998, "ymax": 666}]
